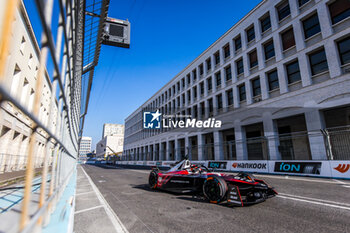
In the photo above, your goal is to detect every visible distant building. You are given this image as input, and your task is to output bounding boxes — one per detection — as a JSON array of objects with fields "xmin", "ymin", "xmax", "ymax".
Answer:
[
  {"xmin": 79, "ymin": 136, "xmax": 92, "ymax": 157},
  {"xmin": 102, "ymin": 123, "xmax": 125, "ymax": 138},
  {"xmin": 96, "ymin": 124, "xmax": 124, "ymax": 158}
]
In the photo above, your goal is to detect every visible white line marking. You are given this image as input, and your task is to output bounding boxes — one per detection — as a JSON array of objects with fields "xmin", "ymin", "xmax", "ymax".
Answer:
[
  {"xmin": 333, "ymin": 179, "xmax": 346, "ymax": 184},
  {"xmin": 108, "ymin": 191, "xmax": 156, "ymax": 233},
  {"xmin": 75, "ymin": 205, "xmax": 103, "ymax": 214},
  {"xmin": 75, "ymin": 191, "xmax": 95, "ymax": 196},
  {"xmin": 279, "ymin": 193, "xmax": 350, "ymax": 207},
  {"xmin": 343, "ymin": 185, "xmax": 350, "ymax": 188},
  {"xmin": 80, "ymin": 166, "xmax": 129, "ymax": 233},
  {"xmin": 255, "ymin": 174, "xmax": 340, "ymax": 184},
  {"xmin": 277, "ymin": 195, "xmax": 350, "ymax": 211}
]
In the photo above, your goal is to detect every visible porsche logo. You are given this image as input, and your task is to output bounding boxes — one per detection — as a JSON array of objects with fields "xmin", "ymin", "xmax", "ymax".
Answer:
[{"xmin": 334, "ymin": 164, "xmax": 350, "ymax": 173}]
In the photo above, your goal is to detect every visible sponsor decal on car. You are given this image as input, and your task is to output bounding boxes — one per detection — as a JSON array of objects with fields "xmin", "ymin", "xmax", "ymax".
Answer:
[
  {"xmin": 170, "ymin": 180, "xmax": 190, "ymax": 183},
  {"xmin": 334, "ymin": 164, "xmax": 350, "ymax": 173},
  {"xmin": 208, "ymin": 161, "xmax": 227, "ymax": 169},
  {"xmin": 274, "ymin": 162, "xmax": 321, "ymax": 174}
]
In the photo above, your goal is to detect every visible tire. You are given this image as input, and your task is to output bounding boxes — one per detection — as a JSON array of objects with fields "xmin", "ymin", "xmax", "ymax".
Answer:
[
  {"xmin": 203, "ymin": 176, "xmax": 228, "ymax": 203},
  {"xmin": 149, "ymin": 171, "xmax": 158, "ymax": 189}
]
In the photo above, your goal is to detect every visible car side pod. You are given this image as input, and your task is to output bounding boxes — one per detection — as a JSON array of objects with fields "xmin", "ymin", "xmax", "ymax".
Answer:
[{"xmin": 203, "ymin": 176, "xmax": 228, "ymax": 204}]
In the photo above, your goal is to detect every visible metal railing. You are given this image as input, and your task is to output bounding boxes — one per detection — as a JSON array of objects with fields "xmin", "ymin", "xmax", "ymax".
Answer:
[{"xmin": 0, "ymin": 0, "xmax": 108, "ymax": 232}]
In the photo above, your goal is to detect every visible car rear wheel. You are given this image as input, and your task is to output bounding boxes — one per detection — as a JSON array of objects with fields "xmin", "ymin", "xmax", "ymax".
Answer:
[
  {"xmin": 149, "ymin": 171, "xmax": 158, "ymax": 189},
  {"xmin": 203, "ymin": 176, "xmax": 228, "ymax": 203}
]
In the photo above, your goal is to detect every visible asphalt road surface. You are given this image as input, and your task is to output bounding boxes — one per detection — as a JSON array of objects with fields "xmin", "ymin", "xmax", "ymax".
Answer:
[{"xmin": 80, "ymin": 164, "xmax": 350, "ymax": 233}]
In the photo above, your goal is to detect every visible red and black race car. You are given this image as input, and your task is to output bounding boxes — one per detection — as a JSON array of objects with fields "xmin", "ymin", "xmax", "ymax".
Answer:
[{"xmin": 149, "ymin": 158, "xmax": 277, "ymax": 206}]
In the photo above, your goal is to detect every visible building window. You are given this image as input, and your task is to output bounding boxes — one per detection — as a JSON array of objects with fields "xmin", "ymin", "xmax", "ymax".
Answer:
[
  {"xmin": 246, "ymin": 26, "xmax": 255, "ymax": 43},
  {"xmin": 177, "ymin": 96, "xmax": 180, "ymax": 107},
  {"xmin": 277, "ymin": 1, "xmax": 291, "ymax": 21},
  {"xmin": 192, "ymin": 69, "xmax": 197, "ymax": 81},
  {"xmin": 187, "ymin": 90, "xmax": 191, "ymax": 102},
  {"xmin": 264, "ymin": 40, "xmax": 275, "ymax": 60},
  {"xmin": 208, "ymin": 98, "xmax": 213, "ymax": 115},
  {"xmin": 215, "ymin": 72, "xmax": 221, "ymax": 87},
  {"xmin": 182, "ymin": 78, "xmax": 185, "ymax": 88},
  {"xmin": 260, "ymin": 14, "xmax": 271, "ymax": 33},
  {"xmin": 182, "ymin": 93, "xmax": 185, "ymax": 104},
  {"xmin": 214, "ymin": 51, "xmax": 220, "ymax": 65},
  {"xmin": 249, "ymin": 50, "xmax": 258, "ymax": 68},
  {"xmin": 168, "ymin": 88, "xmax": 171, "ymax": 98},
  {"xmin": 217, "ymin": 94, "xmax": 223, "ymax": 110},
  {"xmin": 200, "ymin": 102, "xmax": 205, "ymax": 116},
  {"xmin": 193, "ymin": 86, "xmax": 197, "ymax": 99},
  {"xmin": 225, "ymin": 65, "xmax": 232, "ymax": 81},
  {"xmin": 223, "ymin": 43, "xmax": 230, "ymax": 58},
  {"xmin": 302, "ymin": 13, "xmax": 321, "ymax": 39},
  {"xmin": 11, "ymin": 64, "xmax": 21, "ymax": 96},
  {"xmin": 286, "ymin": 60, "xmax": 301, "ymax": 84},
  {"xmin": 199, "ymin": 64, "xmax": 204, "ymax": 76},
  {"xmin": 226, "ymin": 89, "xmax": 233, "ymax": 106},
  {"xmin": 172, "ymin": 86, "xmax": 175, "ymax": 95},
  {"xmin": 207, "ymin": 77, "xmax": 212, "ymax": 91},
  {"xmin": 267, "ymin": 70, "xmax": 279, "ymax": 91},
  {"xmin": 251, "ymin": 78, "xmax": 261, "ymax": 97},
  {"xmin": 337, "ymin": 36, "xmax": 350, "ymax": 65},
  {"xmin": 238, "ymin": 84, "xmax": 246, "ymax": 101},
  {"xmin": 234, "ymin": 35, "xmax": 242, "ymax": 51},
  {"xmin": 281, "ymin": 28, "xmax": 295, "ymax": 50},
  {"xmin": 328, "ymin": 0, "xmax": 350, "ymax": 24},
  {"xmin": 193, "ymin": 105, "xmax": 198, "ymax": 118},
  {"xmin": 206, "ymin": 58, "xmax": 211, "ymax": 71},
  {"xmin": 309, "ymin": 48, "xmax": 328, "ymax": 76},
  {"xmin": 200, "ymin": 82, "xmax": 204, "ymax": 95},
  {"xmin": 177, "ymin": 82, "xmax": 180, "ymax": 92},
  {"xmin": 236, "ymin": 58, "xmax": 244, "ymax": 75},
  {"xmin": 298, "ymin": 0, "xmax": 310, "ymax": 7},
  {"xmin": 187, "ymin": 74, "xmax": 191, "ymax": 85}
]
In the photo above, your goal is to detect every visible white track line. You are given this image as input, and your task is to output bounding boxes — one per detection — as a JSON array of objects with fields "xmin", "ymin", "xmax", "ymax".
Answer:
[
  {"xmin": 75, "ymin": 191, "xmax": 95, "ymax": 196},
  {"xmin": 279, "ymin": 193, "xmax": 350, "ymax": 207},
  {"xmin": 75, "ymin": 205, "xmax": 103, "ymax": 214},
  {"xmin": 277, "ymin": 195, "xmax": 350, "ymax": 211},
  {"xmin": 80, "ymin": 166, "xmax": 129, "ymax": 233}
]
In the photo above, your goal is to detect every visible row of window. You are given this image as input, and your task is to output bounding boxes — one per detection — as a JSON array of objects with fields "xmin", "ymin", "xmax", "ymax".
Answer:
[
  {"xmin": 144, "ymin": 0, "xmax": 350, "ymax": 112},
  {"xmin": 147, "ymin": 35, "xmax": 350, "ymax": 119}
]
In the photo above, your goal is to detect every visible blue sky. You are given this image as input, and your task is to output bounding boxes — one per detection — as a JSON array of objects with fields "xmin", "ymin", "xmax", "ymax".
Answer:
[{"xmin": 24, "ymin": 0, "xmax": 262, "ymax": 149}]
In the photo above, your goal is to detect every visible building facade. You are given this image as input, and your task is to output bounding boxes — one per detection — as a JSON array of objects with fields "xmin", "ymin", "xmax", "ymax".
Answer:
[
  {"xmin": 123, "ymin": 0, "xmax": 350, "ymax": 162},
  {"xmin": 79, "ymin": 136, "xmax": 92, "ymax": 157},
  {"xmin": 96, "ymin": 124, "xmax": 124, "ymax": 158},
  {"xmin": 0, "ymin": 1, "xmax": 58, "ymax": 172}
]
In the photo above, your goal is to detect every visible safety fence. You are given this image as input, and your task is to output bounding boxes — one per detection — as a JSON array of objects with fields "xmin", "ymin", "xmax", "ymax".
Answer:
[{"xmin": 0, "ymin": 0, "xmax": 102, "ymax": 231}]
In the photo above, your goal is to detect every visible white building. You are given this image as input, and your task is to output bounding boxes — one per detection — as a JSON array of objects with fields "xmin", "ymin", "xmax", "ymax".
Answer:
[
  {"xmin": 96, "ymin": 124, "xmax": 124, "ymax": 158},
  {"xmin": 79, "ymin": 136, "xmax": 92, "ymax": 157},
  {"xmin": 0, "ymin": 1, "xmax": 58, "ymax": 172},
  {"xmin": 123, "ymin": 0, "xmax": 350, "ymax": 162}
]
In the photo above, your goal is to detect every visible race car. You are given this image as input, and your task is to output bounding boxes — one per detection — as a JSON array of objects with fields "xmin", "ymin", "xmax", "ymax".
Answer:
[{"xmin": 148, "ymin": 158, "xmax": 277, "ymax": 206}]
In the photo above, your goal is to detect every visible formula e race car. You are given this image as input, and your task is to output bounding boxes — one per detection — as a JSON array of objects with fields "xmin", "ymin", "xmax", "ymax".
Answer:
[{"xmin": 148, "ymin": 158, "xmax": 277, "ymax": 206}]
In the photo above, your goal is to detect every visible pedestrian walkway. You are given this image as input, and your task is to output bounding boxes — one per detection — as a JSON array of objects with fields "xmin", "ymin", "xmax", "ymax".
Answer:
[
  {"xmin": 0, "ymin": 168, "xmax": 43, "ymax": 187},
  {"xmin": 74, "ymin": 165, "xmax": 128, "ymax": 233}
]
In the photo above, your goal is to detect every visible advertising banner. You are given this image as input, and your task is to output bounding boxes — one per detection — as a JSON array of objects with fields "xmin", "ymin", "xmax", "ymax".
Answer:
[
  {"xmin": 230, "ymin": 161, "xmax": 269, "ymax": 173},
  {"xmin": 207, "ymin": 161, "xmax": 228, "ymax": 170},
  {"xmin": 274, "ymin": 161, "xmax": 322, "ymax": 174},
  {"xmin": 329, "ymin": 161, "xmax": 350, "ymax": 179}
]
